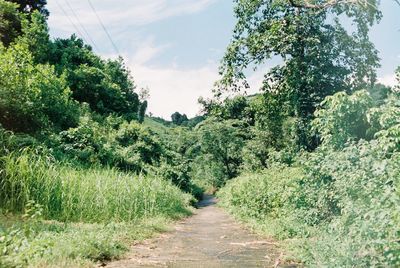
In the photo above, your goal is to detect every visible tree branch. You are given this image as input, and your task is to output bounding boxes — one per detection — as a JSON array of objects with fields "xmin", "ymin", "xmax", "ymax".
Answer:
[{"xmin": 287, "ymin": 0, "xmax": 358, "ymax": 9}]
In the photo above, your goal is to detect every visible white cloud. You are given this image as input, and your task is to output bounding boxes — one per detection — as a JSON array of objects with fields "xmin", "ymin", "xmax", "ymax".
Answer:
[
  {"xmin": 378, "ymin": 74, "xmax": 397, "ymax": 87},
  {"xmin": 130, "ymin": 38, "xmax": 171, "ymax": 65},
  {"xmin": 47, "ymin": 0, "xmax": 223, "ymax": 119},
  {"xmin": 125, "ymin": 56, "xmax": 266, "ymax": 118},
  {"xmin": 48, "ymin": 0, "xmax": 217, "ymax": 32},
  {"xmin": 128, "ymin": 62, "xmax": 218, "ymax": 119}
]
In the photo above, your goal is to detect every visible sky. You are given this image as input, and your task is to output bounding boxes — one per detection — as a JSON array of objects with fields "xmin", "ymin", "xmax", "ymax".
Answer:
[{"xmin": 47, "ymin": 0, "xmax": 400, "ymax": 119}]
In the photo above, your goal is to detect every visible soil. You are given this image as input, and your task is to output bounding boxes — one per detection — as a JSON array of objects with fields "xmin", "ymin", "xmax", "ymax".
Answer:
[{"xmin": 105, "ymin": 195, "xmax": 295, "ymax": 268}]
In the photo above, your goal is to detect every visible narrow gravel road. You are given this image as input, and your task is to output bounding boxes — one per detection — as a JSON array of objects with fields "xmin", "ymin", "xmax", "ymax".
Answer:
[{"xmin": 106, "ymin": 196, "xmax": 291, "ymax": 268}]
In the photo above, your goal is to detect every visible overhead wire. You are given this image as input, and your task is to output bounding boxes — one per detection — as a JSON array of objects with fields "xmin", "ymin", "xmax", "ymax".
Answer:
[
  {"xmin": 54, "ymin": 0, "xmax": 89, "ymax": 45},
  {"xmin": 63, "ymin": 0, "xmax": 100, "ymax": 52},
  {"xmin": 4, "ymin": 1, "xmax": 123, "ymax": 103},
  {"xmin": 87, "ymin": 0, "xmax": 120, "ymax": 55}
]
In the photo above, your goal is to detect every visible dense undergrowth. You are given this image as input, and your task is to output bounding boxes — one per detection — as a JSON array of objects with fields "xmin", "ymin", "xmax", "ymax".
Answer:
[{"xmin": 218, "ymin": 90, "xmax": 400, "ymax": 267}]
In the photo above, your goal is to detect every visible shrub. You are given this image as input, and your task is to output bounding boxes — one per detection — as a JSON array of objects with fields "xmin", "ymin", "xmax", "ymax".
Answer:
[
  {"xmin": 218, "ymin": 167, "xmax": 306, "ymax": 238},
  {"xmin": 295, "ymin": 140, "xmax": 400, "ymax": 267},
  {"xmin": 56, "ymin": 114, "xmax": 114, "ymax": 165},
  {"xmin": 115, "ymin": 121, "xmax": 162, "ymax": 166},
  {"xmin": 312, "ymin": 90, "xmax": 373, "ymax": 148}
]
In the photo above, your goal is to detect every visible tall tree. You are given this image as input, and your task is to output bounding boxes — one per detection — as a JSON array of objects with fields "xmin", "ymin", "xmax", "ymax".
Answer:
[
  {"xmin": 138, "ymin": 100, "xmax": 148, "ymax": 123},
  {"xmin": 0, "ymin": 0, "xmax": 48, "ymax": 47},
  {"xmin": 171, "ymin": 112, "xmax": 189, "ymax": 126},
  {"xmin": 46, "ymin": 37, "xmax": 140, "ymax": 119},
  {"xmin": 218, "ymin": 0, "xmax": 381, "ymax": 148},
  {"xmin": 192, "ymin": 119, "xmax": 247, "ymax": 186},
  {"xmin": 7, "ymin": 0, "xmax": 48, "ymax": 17},
  {"xmin": 0, "ymin": 0, "xmax": 21, "ymax": 46}
]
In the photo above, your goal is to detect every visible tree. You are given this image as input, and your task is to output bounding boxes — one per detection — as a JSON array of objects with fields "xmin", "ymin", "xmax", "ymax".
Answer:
[
  {"xmin": 219, "ymin": 0, "xmax": 381, "ymax": 149},
  {"xmin": 0, "ymin": 0, "xmax": 48, "ymax": 48},
  {"xmin": 0, "ymin": 0, "xmax": 21, "ymax": 46},
  {"xmin": 139, "ymin": 87, "xmax": 150, "ymax": 102},
  {"xmin": 46, "ymin": 36, "xmax": 140, "ymax": 120},
  {"xmin": 312, "ymin": 90, "xmax": 373, "ymax": 149},
  {"xmin": 19, "ymin": 10, "xmax": 49, "ymax": 63},
  {"xmin": 7, "ymin": 0, "xmax": 48, "ymax": 17},
  {"xmin": 171, "ymin": 112, "xmax": 189, "ymax": 126},
  {"xmin": 368, "ymin": 83, "xmax": 391, "ymax": 105},
  {"xmin": 287, "ymin": 0, "xmax": 400, "ymax": 10},
  {"xmin": 138, "ymin": 100, "xmax": 147, "ymax": 123},
  {"xmin": 192, "ymin": 119, "xmax": 247, "ymax": 186}
]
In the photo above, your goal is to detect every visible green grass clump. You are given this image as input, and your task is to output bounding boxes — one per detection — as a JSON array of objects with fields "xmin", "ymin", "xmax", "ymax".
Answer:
[
  {"xmin": 0, "ymin": 213, "xmax": 172, "ymax": 268},
  {"xmin": 0, "ymin": 150, "xmax": 193, "ymax": 223}
]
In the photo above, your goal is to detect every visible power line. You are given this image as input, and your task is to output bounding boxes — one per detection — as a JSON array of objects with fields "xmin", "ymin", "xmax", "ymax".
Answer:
[
  {"xmin": 87, "ymin": 0, "xmax": 120, "ymax": 55},
  {"xmin": 54, "ymin": 0, "xmax": 89, "ymax": 45},
  {"xmin": 63, "ymin": 0, "xmax": 100, "ymax": 52}
]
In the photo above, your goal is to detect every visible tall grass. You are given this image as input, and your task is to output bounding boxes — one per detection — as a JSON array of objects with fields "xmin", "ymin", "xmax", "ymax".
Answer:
[{"xmin": 0, "ymin": 150, "xmax": 192, "ymax": 223}]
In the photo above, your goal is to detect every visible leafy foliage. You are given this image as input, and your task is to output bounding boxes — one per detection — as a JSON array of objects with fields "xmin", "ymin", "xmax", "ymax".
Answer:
[
  {"xmin": 45, "ymin": 36, "xmax": 141, "ymax": 119},
  {"xmin": 312, "ymin": 90, "xmax": 373, "ymax": 148},
  {"xmin": 0, "ymin": 0, "xmax": 21, "ymax": 46},
  {"xmin": 218, "ymin": 0, "xmax": 381, "ymax": 148},
  {"xmin": 190, "ymin": 119, "xmax": 247, "ymax": 187},
  {"xmin": 171, "ymin": 112, "xmax": 189, "ymax": 126},
  {"xmin": 219, "ymin": 89, "xmax": 400, "ymax": 267},
  {"xmin": 0, "ymin": 1, "xmax": 399, "ymax": 267},
  {"xmin": 7, "ymin": 0, "xmax": 48, "ymax": 17},
  {"xmin": 0, "ymin": 42, "xmax": 79, "ymax": 133}
]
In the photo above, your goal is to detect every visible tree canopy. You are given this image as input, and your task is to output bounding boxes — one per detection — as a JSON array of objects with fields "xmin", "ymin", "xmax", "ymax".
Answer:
[
  {"xmin": 218, "ymin": 0, "xmax": 381, "ymax": 148},
  {"xmin": 8, "ymin": 0, "xmax": 48, "ymax": 17}
]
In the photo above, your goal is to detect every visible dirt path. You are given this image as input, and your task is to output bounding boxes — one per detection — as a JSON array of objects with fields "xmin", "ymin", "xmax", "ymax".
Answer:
[{"xmin": 106, "ymin": 196, "xmax": 291, "ymax": 268}]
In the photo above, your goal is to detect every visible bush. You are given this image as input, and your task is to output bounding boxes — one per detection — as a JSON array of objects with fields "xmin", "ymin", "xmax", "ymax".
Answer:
[
  {"xmin": 154, "ymin": 160, "xmax": 203, "ymax": 200},
  {"xmin": 296, "ymin": 142, "xmax": 400, "ymax": 267},
  {"xmin": 56, "ymin": 115, "xmax": 111, "ymax": 165},
  {"xmin": 53, "ymin": 115, "xmax": 164, "ymax": 173},
  {"xmin": 312, "ymin": 90, "xmax": 373, "ymax": 148},
  {"xmin": 115, "ymin": 121, "xmax": 163, "ymax": 167},
  {"xmin": 218, "ymin": 167, "xmax": 306, "ymax": 239}
]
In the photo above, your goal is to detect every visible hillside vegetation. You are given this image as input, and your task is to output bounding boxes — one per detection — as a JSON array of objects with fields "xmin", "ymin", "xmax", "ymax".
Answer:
[{"xmin": 0, "ymin": 1, "xmax": 199, "ymax": 266}]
